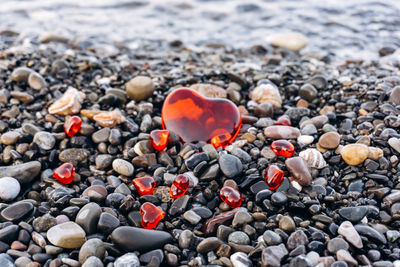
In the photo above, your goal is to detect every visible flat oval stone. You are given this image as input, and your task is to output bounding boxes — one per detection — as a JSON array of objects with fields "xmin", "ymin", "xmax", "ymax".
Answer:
[
  {"xmin": 0, "ymin": 161, "xmax": 41, "ymax": 184},
  {"xmin": 59, "ymin": 149, "xmax": 90, "ymax": 165},
  {"xmin": 318, "ymin": 132, "xmax": 340, "ymax": 149},
  {"xmin": 264, "ymin": 126, "xmax": 300, "ymax": 139},
  {"xmin": 285, "ymin": 157, "xmax": 312, "ymax": 186},
  {"xmin": 0, "ymin": 177, "xmax": 20, "ymax": 201},
  {"xmin": 112, "ymin": 159, "xmax": 134, "ymax": 177},
  {"xmin": 111, "ymin": 226, "xmax": 173, "ymax": 252},
  {"xmin": 1, "ymin": 201, "xmax": 33, "ymax": 222},
  {"xmin": 75, "ymin": 203, "xmax": 102, "ymax": 234},
  {"xmin": 47, "ymin": 222, "xmax": 86, "ymax": 249},
  {"xmin": 340, "ymin": 144, "xmax": 369, "ymax": 166},
  {"xmin": 338, "ymin": 206, "xmax": 368, "ymax": 223}
]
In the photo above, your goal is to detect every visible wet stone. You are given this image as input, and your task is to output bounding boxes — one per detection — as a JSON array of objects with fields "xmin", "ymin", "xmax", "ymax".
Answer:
[
  {"xmin": 47, "ymin": 222, "xmax": 86, "ymax": 249},
  {"xmin": 1, "ymin": 201, "xmax": 33, "ymax": 222},
  {"xmin": 219, "ymin": 153, "xmax": 243, "ymax": 178},
  {"xmin": 114, "ymin": 253, "xmax": 140, "ymax": 267},
  {"xmin": 338, "ymin": 206, "xmax": 368, "ymax": 223},
  {"xmin": 75, "ymin": 202, "xmax": 102, "ymax": 234},
  {"xmin": 285, "ymin": 157, "xmax": 312, "ymax": 186},
  {"xmin": 228, "ymin": 231, "xmax": 250, "ymax": 245}
]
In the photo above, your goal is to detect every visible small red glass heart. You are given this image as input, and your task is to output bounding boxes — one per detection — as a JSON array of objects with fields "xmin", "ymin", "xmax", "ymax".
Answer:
[
  {"xmin": 264, "ymin": 165, "xmax": 284, "ymax": 190},
  {"xmin": 219, "ymin": 186, "xmax": 242, "ymax": 208},
  {"xmin": 132, "ymin": 176, "xmax": 156, "ymax": 196},
  {"xmin": 271, "ymin": 140, "xmax": 295, "ymax": 157},
  {"xmin": 140, "ymin": 202, "xmax": 165, "ymax": 229},
  {"xmin": 53, "ymin": 162, "xmax": 75, "ymax": 184},
  {"xmin": 276, "ymin": 115, "xmax": 291, "ymax": 126},
  {"xmin": 150, "ymin": 130, "xmax": 169, "ymax": 151},
  {"xmin": 170, "ymin": 174, "xmax": 189, "ymax": 199},
  {"xmin": 161, "ymin": 88, "xmax": 241, "ymax": 148},
  {"xmin": 64, "ymin": 116, "xmax": 82, "ymax": 137}
]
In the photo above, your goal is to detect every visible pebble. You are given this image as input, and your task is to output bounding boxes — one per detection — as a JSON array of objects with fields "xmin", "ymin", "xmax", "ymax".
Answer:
[
  {"xmin": 47, "ymin": 222, "xmax": 86, "ymax": 248},
  {"xmin": 114, "ymin": 253, "xmax": 140, "ymax": 267},
  {"xmin": 389, "ymin": 86, "xmax": 400, "ymax": 105},
  {"xmin": 219, "ymin": 153, "xmax": 243, "ymax": 178},
  {"xmin": 111, "ymin": 226, "xmax": 173, "ymax": 252},
  {"xmin": 0, "ymin": 131, "xmax": 20, "ymax": 145},
  {"xmin": 190, "ymin": 83, "xmax": 227, "ymax": 98},
  {"xmin": 95, "ymin": 154, "xmax": 113, "ymax": 170},
  {"xmin": 338, "ymin": 206, "xmax": 368, "ymax": 223},
  {"xmin": 232, "ymin": 211, "xmax": 253, "ymax": 227},
  {"xmin": 82, "ymin": 185, "xmax": 108, "ymax": 201},
  {"xmin": 336, "ymin": 249, "xmax": 357, "ymax": 266},
  {"xmin": 264, "ymin": 125, "xmax": 301, "ymax": 139},
  {"xmin": 59, "ymin": 148, "xmax": 90, "ymax": 165},
  {"xmin": 388, "ymin": 137, "xmax": 400, "ymax": 153},
  {"xmin": 231, "ymin": 252, "xmax": 253, "ymax": 267},
  {"xmin": 0, "ymin": 177, "xmax": 20, "ymax": 201},
  {"xmin": 297, "ymin": 135, "xmax": 314, "ymax": 145},
  {"xmin": 112, "ymin": 159, "xmax": 134, "ymax": 176},
  {"xmin": 340, "ymin": 144, "xmax": 369, "ymax": 165},
  {"xmin": 1, "ymin": 201, "xmax": 33, "ymax": 221},
  {"xmin": 285, "ymin": 157, "xmax": 312, "ymax": 186},
  {"xmin": 75, "ymin": 202, "xmax": 102, "ymax": 234},
  {"xmin": 97, "ymin": 212, "xmax": 120, "ymax": 234},
  {"xmin": 32, "ymin": 214, "xmax": 57, "ymax": 232},
  {"xmin": 279, "ymin": 215, "xmax": 296, "ymax": 232},
  {"xmin": 197, "ymin": 237, "xmax": 223, "ymax": 253},
  {"xmin": 92, "ymin": 128, "xmax": 110, "ymax": 143},
  {"xmin": 287, "ymin": 230, "xmax": 308, "ymax": 249},
  {"xmin": 228, "ymin": 231, "xmax": 250, "ymax": 245},
  {"xmin": 82, "ymin": 256, "xmax": 104, "ymax": 267},
  {"xmin": 11, "ymin": 67, "xmax": 33, "ymax": 82},
  {"xmin": 28, "ymin": 72, "xmax": 47, "ymax": 90},
  {"xmin": 250, "ymin": 83, "xmax": 282, "ymax": 109},
  {"xmin": 318, "ymin": 132, "xmax": 341, "ymax": 149},
  {"xmin": 338, "ymin": 221, "xmax": 363, "ymax": 248},
  {"xmin": 261, "ymin": 244, "xmax": 288, "ymax": 267},
  {"xmin": 178, "ymin": 230, "xmax": 193, "ymax": 249},
  {"xmin": 183, "ymin": 210, "xmax": 202, "ymax": 225},
  {"xmin": 269, "ymin": 32, "xmax": 308, "ymax": 51},
  {"xmin": 263, "ymin": 230, "xmax": 282, "ymax": 246},
  {"xmin": 354, "ymin": 224, "xmax": 387, "ymax": 244},
  {"xmin": 0, "ymin": 161, "xmax": 41, "ymax": 184},
  {"xmin": 299, "ymin": 83, "xmax": 318, "ymax": 101},
  {"xmin": 327, "ymin": 238, "xmax": 349, "ymax": 253},
  {"xmin": 78, "ymin": 238, "xmax": 105, "ymax": 264},
  {"xmin": 33, "ymin": 131, "xmax": 56, "ymax": 150},
  {"xmin": 126, "ymin": 76, "xmax": 155, "ymax": 101}
]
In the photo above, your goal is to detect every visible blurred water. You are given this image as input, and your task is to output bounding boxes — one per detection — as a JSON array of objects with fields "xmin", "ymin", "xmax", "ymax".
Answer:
[{"xmin": 1, "ymin": 0, "xmax": 399, "ymax": 58}]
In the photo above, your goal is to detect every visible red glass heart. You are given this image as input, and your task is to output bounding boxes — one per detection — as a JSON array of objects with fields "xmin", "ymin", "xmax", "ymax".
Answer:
[
  {"xmin": 271, "ymin": 140, "xmax": 295, "ymax": 157},
  {"xmin": 170, "ymin": 174, "xmax": 189, "ymax": 199},
  {"xmin": 276, "ymin": 115, "xmax": 291, "ymax": 126},
  {"xmin": 140, "ymin": 202, "xmax": 165, "ymax": 229},
  {"xmin": 264, "ymin": 165, "xmax": 284, "ymax": 190},
  {"xmin": 64, "ymin": 116, "xmax": 82, "ymax": 137},
  {"xmin": 219, "ymin": 186, "xmax": 242, "ymax": 208},
  {"xmin": 53, "ymin": 162, "xmax": 75, "ymax": 184},
  {"xmin": 132, "ymin": 176, "xmax": 156, "ymax": 196},
  {"xmin": 150, "ymin": 130, "xmax": 169, "ymax": 151},
  {"xmin": 161, "ymin": 88, "xmax": 241, "ymax": 148}
]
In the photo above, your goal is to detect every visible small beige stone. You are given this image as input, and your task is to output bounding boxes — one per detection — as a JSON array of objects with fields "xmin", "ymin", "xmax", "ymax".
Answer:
[
  {"xmin": 47, "ymin": 222, "xmax": 86, "ymax": 249},
  {"xmin": 250, "ymin": 83, "xmax": 282, "ymax": 109},
  {"xmin": 126, "ymin": 76, "xmax": 154, "ymax": 101},
  {"xmin": 318, "ymin": 132, "xmax": 340, "ymax": 149},
  {"xmin": 368, "ymin": 147, "xmax": 383, "ymax": 160},
  {"xmin": 279, "ymin": 216, "xmax": 296, "ymax": 232},
  {"xmin": 340, "ymin": 144, "xmax": 369, "ymax": 166},
  {"xmin": 338, "ymin": 221, "xmax": 363, "ymax": 249},
  {"xmin": 190, "ymin": 84, "xmax": 227, "ymax": 98},
  {"xmin": 336, "ymin": 249, "xmax": 358, "ymax": 266},
  {"xmin": 269, "ymin": 32, "xmax": 308, "ymax": 51},
  {"xmin": 0, "ymin": 131, "xmax": 21, "ymax": 145}
]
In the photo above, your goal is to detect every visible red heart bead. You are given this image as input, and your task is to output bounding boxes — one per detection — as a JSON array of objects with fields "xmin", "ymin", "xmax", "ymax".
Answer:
[
  {"xmin": 150, "ymin": 130, "xmax": 169, "ymax": 151},
  {"xmin": 276, "ymin": 115, "xmax": 291, "ymax": 126},
  {"xmin": 64, "ymin": 116, "xmax": 82, "ymax": 137},
  {"xmin": 219, "ymin": 186, "xmax": 242, "ymax": 208},
  {"xmin": 161, "ymin": 88, "xmax": 241, "ymax": 148},
  {"xmin": 170, "ymin": 174, "xmax": 189, "ymax": 199},
  {"xmin": 271, "ymin": 140, "xmax": 295, "ymax": 157},
  {"xmin": 53, "ymin": 162, "xmax": 75, "ymax": 184},
  {"xmin": 264, "ymin": 165, "xmax": 284, "ymax": 190},
  {"xmin": 132, "ymin": 176, "xmax": 156, "ymax": 196},
  {"xmin": 140, "ymin": 202, "xmax": 165, "ymax": 229}
]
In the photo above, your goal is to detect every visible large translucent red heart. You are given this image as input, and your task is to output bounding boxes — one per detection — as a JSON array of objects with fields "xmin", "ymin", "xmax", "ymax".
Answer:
[{"xmin": 161, "ymin": 88, "xmax": 241, "ymax": 148}]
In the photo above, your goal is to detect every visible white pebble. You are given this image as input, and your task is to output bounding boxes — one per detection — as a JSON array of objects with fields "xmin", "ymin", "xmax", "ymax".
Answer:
[
  {"xmin": 297, "ymin": 135, "xmax": 314, "ymax": 145},
  {"xmin": 0, "ymin": 177, "xmax": 21, "ymax": 201}
]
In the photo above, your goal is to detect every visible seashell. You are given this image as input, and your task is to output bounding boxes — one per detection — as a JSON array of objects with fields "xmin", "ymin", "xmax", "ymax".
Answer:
[
  {"xmin": 93, "ymin": 109, "xmax": 125, "ymax": 128},
  {"xmin": 299, "ymin": 148, "xmax": 327, "ymax": 169},
  {"xmin": 80, "ymin": 109, "xmax": 101, "ymax": 120},
  {"xmin": 249, "ymin": 83, "xmax": 282, "ymax": 109},
  {"xmin": 190, "ymin": 84, "xmax": 227, "ymax": 98},
  {"xmin": 48, "ymin": 87, "xmax": 85, "ymax": 116}
]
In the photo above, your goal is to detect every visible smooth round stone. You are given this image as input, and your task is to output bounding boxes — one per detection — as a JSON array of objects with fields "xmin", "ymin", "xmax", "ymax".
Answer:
[
  {"xmin": 59, "ymin": 148, "xmax": 90, "ymax": 165},
  {"xmin": 389, "ymin": 86, "xmax": 400, "ymax": 105},
  {"xmin": 92, "ymin": 128, "xmax": 110, "ymax": 143},
  {"xmin": 0, "ymin": 131, "xmax": 20, "ymax": 145},
  {"xmin": 78, "ymin": 238, "xmax": 105, "ymax": 264},
  {"xmin": 114, "ymin": 253, "xmax": 139, "ymax": 267},
  {"xmin": 263, "ymin": 230, "xmax": 282, "ymax": 245},
  {"xmin": 81, "ymin": 185, "xmax": 108, "ymax": 201},
  {"xmin": 197, "ymin": 237, "xmax": 223, "ymax": 253},
  {"xmin": 97, "ymin": 212, "xmax": 120, "ymax": 234},
  {"xmin": 28, "ymin": 72, "xmax": 47, "ymax": 90},
  {"xmin": 318, "ymin": 132, "xmax": 340, "ymax": 149},
  {"xmin": 230, "ymin": 252, "xmax": 253, "ymax": 267},
  {"xmin": 47, "ymin": 222, "xmax": 86, "ymax": 249},
  {"xmin": 279, "ymin": 216, "xmax": 296, "ymax": 232},
  {"xmin": 388, "ymin": 137, "xmax": 400, "ymax": 153},
  {"xmin": 1, "ymin": 201, "xmax": 33, "ymax": 221},
  {"xmin": 268, "ymin": 32, "xmax": 308, "ymax": 51},
  {"xmin": 112, "ymin": 159, "xmax": 134, "ymax": 176},
  {"xmin": 284, "ymin": 107, "xmax": 310, "ymax": 121},
  {"xmin": 338, "ymin": 206, "xmax": 368, "ymax": 223},
  {"xmin": 285, "ymin": 157, "xmax": 312, "ymax": 186},
  {"xmin": 271, "ymin": 192, "xmax": 288, "ymax": 205},
  {"xmin": 287, "ymin": 230, "xmax": 308, "ymax": 249},
  {"xmin": 219, "ymin": 154, "xmax": 243, "ymax": 178},
  {"xmin": 178, "ymin": 230, "xmax": 193, "ymax": 249},
  {"xmin": 33, "ymin": 131, "xmax": 56, "ymax": 150},
  {"xmin": 297, "ymin": 135, "xmax": 314, "ymax": 145},
  {"xmin": 75, "ymin": 203, "xmax": 102, "ymax": 234},
  {"xmin": 111, "ymin": 226, "xmax": 173, "ymax": 252},
  {"xmin": 301, "ymin": 124, "xmax": 317, "ymax": 135},
  {"xmin": 254, "ymin": 102, "xmax": 274, "ymax": 117},
  {"xmin": 264, "ymin": 126, "xmax": 300, "ymax": 139},
  {"xmin": 0, "ymin": 253, "xmax": 14, "ymax": 267},
  {"xmin": 327, "ymin": 238, "xmax": 349, "ymax": 253},
  {"xmin": 11, "ymin": 67, "xmax": 33, "ymax": 82},
  {"xmin": 82, "ymin": 256, "xmax": 104, "ymax": 267},
  {"xmin": 0, "ymin": 177, "xmax": 20, "ymax": 201},
  {"xmin": 338, "ymin": 221, "xmax": 363, "ymax": 248},
  {"xmin": 354, "ymin": 224, "xmax": 387, "ymax": 244},
  {"xmin": 340, "ymin": 144, "xmax": 369, "ymax": 166},
  {"xmin": 228, "ymin": 231, "xmax": 250, "ymax": 245},
  {"xmin": 232, "ymin": 211, "xmax": 252, "ymax": 227},
  {"xmin": 183, "ymin": 210, "xmax": 202, "ymax": 225},
  {"xmin": 368, "ymin": 147, "xmax": 383, "ymax": 160},
  {"xmin": 299, "ymin": 83, "xmax": 318, "ymax": 101},
  {"xmin": 126, "ymin": 76, "xmax": 154, "ymax": 101}
]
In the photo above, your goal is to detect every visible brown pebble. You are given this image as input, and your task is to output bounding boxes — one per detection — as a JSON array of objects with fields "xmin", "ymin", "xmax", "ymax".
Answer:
[
  {"xmin": 285, "ymin": 157, "xmax": 312, "ymax": 186},
  {"xmin": 318, "ymin": 132, "xmax": 340, "ymax": 149}
]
